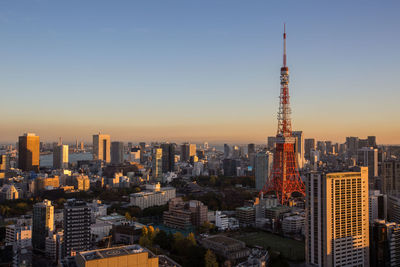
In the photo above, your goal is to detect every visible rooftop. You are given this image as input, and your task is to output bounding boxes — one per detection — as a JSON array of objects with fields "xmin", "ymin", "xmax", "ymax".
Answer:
[
  {"xmin": 79, "ymin": 245, "xmax": 155, "ymax": 262},
  {"xmin": 204, "ymin": 235, "xmax": 243, "ymax": 246}
]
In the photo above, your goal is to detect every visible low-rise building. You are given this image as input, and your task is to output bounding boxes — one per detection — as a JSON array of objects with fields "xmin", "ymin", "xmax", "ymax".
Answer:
[
  {"xmin": 200, "ymin": 235, "xmax": 250, "ymax": 262},
  {"xmin": 5, "ymin": 225, "xmax": 32, "ymax": 248},
  {"xmin": 236, "ymin": 207, "xmax": 255, "ymax": 226},
  {"xmin": 215, "ymin": 211, "xmax": 229, "ymax": 230},
  {"xmin": 282, "ymin": 215, "xmax": 304, "ymax": 234},
  {"xmin": 130, "ymin": 183, "xmax": 176, "ymax": 209},
  {"xmin": 75, "ymin": 244, "xmax": 158, "ymax": 267}
]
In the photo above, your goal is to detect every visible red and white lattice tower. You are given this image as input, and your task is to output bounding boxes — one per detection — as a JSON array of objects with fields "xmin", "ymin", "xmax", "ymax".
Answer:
[{"xmin": 260, "ymin": 25, "xmax": 305, "ymax": 205}]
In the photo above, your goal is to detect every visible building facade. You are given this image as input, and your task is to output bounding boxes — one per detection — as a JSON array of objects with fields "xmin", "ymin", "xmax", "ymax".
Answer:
[
  {"xmin": 92, "ymin": 134, "xmax": 111, "ymax": 162},
  {"xmin": 305, "ymin": 168, "xmax": 370, "ymax": 266},
  {"xmin": 33, "ymin": 199, "xmax": 54, "ymax": 251},
  {"xmin": 18, "ymin": 133, "xmax": 40, "ymax": 172}
]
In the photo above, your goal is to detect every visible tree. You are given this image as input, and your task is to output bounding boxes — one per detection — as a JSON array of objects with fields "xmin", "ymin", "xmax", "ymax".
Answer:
[
  {"xmin": 187, "ymin": 232, "xmax": 196, "ymax": 246},
  {"xmin": 125, "ymin": 212, "xmax": 132, "ymax": 221},
  {"xmin": 204, "ymin": 249, "xmax": 218, "ymax": 267}
]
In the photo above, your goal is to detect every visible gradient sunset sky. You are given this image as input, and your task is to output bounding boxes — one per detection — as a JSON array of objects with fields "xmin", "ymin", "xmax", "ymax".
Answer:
[{"xmin": 1, "ymin": 1, "xmax": 399, "ymax": 144}]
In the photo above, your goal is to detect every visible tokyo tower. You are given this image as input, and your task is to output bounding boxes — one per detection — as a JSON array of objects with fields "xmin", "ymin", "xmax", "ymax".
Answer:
[{"xmin": 260, "ymin": 25, "xmax": 305, "ymax": 205}]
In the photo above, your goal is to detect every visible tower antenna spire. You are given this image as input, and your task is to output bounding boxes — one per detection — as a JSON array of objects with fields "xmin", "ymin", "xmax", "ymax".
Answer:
[{"xmin": 283, "ymin": 23, "xmax": 287, "ymax": 67}]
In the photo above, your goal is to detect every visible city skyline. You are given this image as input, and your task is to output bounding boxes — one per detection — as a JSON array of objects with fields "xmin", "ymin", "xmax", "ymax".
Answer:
[{"xmin": 1, "ymin": 1, "xmax": 400, "ymax": 144}]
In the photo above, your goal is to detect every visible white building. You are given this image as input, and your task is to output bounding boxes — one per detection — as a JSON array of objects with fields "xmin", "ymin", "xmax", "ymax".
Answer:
[
  {"xmin": 91, "ymin": 223, "xmax": 112, "ymax": 242},
  {"xmin": 130, "ymin": 183, "xmax": 176, "ymax": 209},
  {"xmin": 88, "ymin": 200, "xmax": 108, "ymax": 223},
  {"xmin": 215, "ymin": 211, "xmax": 229, "ymax": 230},
  {"xmin": 255, "ymin": 151, "xmax": 273, "ymax": 191},
  {"xmin": 282, "ymin": 215, "xmax": 304, "ymax": 234},
  {"xmin": 192, "ymin": 162, "xmax": 204, "ymax": 177},
  {"xmin": 369, "ymin": 190, "xmax": 387, "ymax": 223}
]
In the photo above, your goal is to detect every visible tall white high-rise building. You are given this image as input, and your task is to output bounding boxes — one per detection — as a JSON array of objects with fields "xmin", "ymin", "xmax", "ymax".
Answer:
[
  {"xmin": 292, "ymin": 131, "xmax": 304, "ymax": 168},
  {"xmin": 53, "ymin": 144, "xmax": 68, "ymax": 169},
  {"xmin": 306, "ymin": 167, "xmax": 369, "ymax": 267},
  {"xmin": 152, "ymin": 148, "xmax": 163, "ymax": 182},
  {"xmin": 255, "ymin": 151, "xmax": 273, "ymax": 191},
  {"xmin": 92, "ymin": 134, "xmax": 110, "ymax": 162}
]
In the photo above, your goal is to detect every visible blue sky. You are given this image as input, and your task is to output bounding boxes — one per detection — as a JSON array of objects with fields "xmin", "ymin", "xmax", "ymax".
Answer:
[{"xmin": 1, "ymin": 1, "xmax": 399, "ymax": 144}]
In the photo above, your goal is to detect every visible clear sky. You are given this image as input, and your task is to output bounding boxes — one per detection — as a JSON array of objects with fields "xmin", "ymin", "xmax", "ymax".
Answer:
[{"xmin": 1, "ymin": 0, "xmax": 399, "ymax": 144}]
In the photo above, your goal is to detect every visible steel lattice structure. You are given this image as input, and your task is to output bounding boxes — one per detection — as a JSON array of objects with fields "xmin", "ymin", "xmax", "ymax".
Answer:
[{"xmin": 260, "ymin": 25, "xmax": 305, "ymax": 205}]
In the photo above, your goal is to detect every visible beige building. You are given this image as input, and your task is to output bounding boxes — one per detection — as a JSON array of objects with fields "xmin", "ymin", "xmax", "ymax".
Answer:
[
  {"xmin": 73, "ymin": 174, "xmax": 90, "ymax": 191},
  {"xmin": 36, "ymin": 176, "xmax": 60, "ymax": 193},
  {"xmin": 93, "ymin": 134, "xmax": 111, "ymax": 162},
  {"xmin": 75, "ymin": 245, "xmax": 158, "ymax": 267},
  {"xmin": 306, "ymin": 167, "xmax": 369, "ymax": 267},
  {"xmin": 18, "ymin": 133, "xmax": 40, "ymax": 172}
]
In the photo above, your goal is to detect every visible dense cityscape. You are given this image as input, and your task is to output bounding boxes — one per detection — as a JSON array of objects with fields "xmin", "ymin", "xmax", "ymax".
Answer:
[{"xmin": 1, "ymin": 2, "xmax": 399, "ymax": 267}]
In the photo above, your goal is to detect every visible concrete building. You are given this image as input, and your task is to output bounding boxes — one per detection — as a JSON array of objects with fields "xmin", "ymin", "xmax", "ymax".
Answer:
[
  {"xmin": 129, "ymin": 183, "xmax": 176, "ymax": 209},
  {"xmin": 292, "ymin": 131, "xmax": 304, "ymax": 168},
  {"xmin": 201, "ymin": 235, "xmax": 250, "ymax": 262},
  {"xmin": 388, "ymin": 195, "xmax": 400, "ymax": 224},
  {"xmin": 35, "ymin": 176, "xmax": 60, "ymax": 193},
  {"xmin": 282, "ymin": 215, "xmax": 304, "ymax": 234},
  {"xmin": 93, "ymin": 134, "xmax": 110, "ymax": 162},
  {"xmin": 236, "ymin": 206, "xmax": 255, "ymax": 227},
  {"xmin": 304, "ymin": 138, "xmax": 316, "ymax": 160},
  {"xmin": 152, "ymin": 148, "xmax": 163, "ymax": 182},
  {"xmin": 64, "ymin": 199, "xmax": 91, "ymax": 256},
  {"xmin": 0, "ymin": 184, "xmax": 20, "ymax": 200},
  {"xmin": 45, "ymin": 230, "xmax": 63, "ymax": 264},
  {"xmin": 53, "ymin": 144, "xmax": 69, "ymax": 169},
  {"xmin": 33, "ymin": 199, "xmax": 54, "ymax": 251},
  {"xmin": 111, "ymin": 141, "xmax": 124, "ymax": 164},
  {"xmin": 383, "ymin": 159, "xmax": 400, "ymax": 194},
  {"xmin": 305, "ymin": 168, "xmax": 369, "ymax": 267},
  {"xmin": 224, "ymin": 144, "xmax": 230, "ymax": 159},
  {"xmin": 255, "ymin": 151, "xmax": 273, "ymax": 191},
  {"xmin": 346, "ymin": 136, "xmax": 359, "ymax": 157},
  {"xmin": 215, "ymin": 211, "xmax": 229, "ymax": 230},
  {"xmin": 0, "ymin": 154, "xmax": 10, "ymax": 171},
  {"xmin": 5, "ymin": 225, "xmax": 32, "ymax": 248},
  {"xmin": 357, "ymin": 147, "xmax": 378, "ymax": 187},
  {"xmin": 370, "ymin": 220, "xmax": 400, "ymax": 266},
  {"xmin": 181, "ymin": 143, "xmax": 196, "ymax": 162},
  {"xmin": 18, "ymin": 133, "xmax": 40, "ymax": 172},
  {"xmin": 73, "ymin": 174, "xmax": 90, "ymax": 191},
  {"xmin": 75, "ymin": 245, "xmax": 158, "ymax": 267},
  {"xmin": 161, "ymin": 143, "xmax": 175, "ymax": 173},
  {"xmin": 369, "ymin": 190, "xmax": 387, "ymax": 223},
  {"xmin": 163, "ymin": 198, "xmax": 208, "ymax": 229}
]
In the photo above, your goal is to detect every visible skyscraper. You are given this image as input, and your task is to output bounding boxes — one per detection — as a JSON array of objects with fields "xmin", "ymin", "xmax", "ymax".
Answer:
[
  {"xmin": 305, "ymin": 167, "xmax": 369, "ymax": 266},
  {"xmin": 53, "ymin": 144, "xmax": 69, "ymax": 169},
  {"xmin": 357, "ymin": 147, "xmax": 378, "ymax": 188},
  {"xmin": 111, "ymin": 141, "xmax": 124, "ymax": 164},
  {"xmin": 181, "ymin": 143, "xmax": 196, "ymax": 162},
  {"xmin": 292, "ymin": 131, "xmax": 304, "ymax": 169},
  {"xmin": 223, "ymin": 144, "xmax": 230, "ymax": 159},
  {"xmin": 346, "ymin": 136, "xmax": 359, "ymax": 157},
  {"xmin": 161, "ymin": 143, "xmax": 175, "ymax": 173},
  {"xmin": 92, "ymin": 134, "xmax": 110, "ymax": 162},
  {"xmin": 255, "ymin": 151, "xmax": 273, "ymax": 191},
  {"xmin": 152, "ymin": 148, "xmax": 163, "ymax": 182},
  {"xmin": 33, "ymin": 199, "xmax": 54, "ymax": 251},
  {"xmin": 139, "ymin": 142, "xmax": 146, "ymax": 163},
  {"xmin": 64, "ymin": 199, "xmax": 91, "ymax": 257},
  {"xmin": 304, "ymin": 138, "xmax": 315, "ymax": 160},
  {"xmin": 382, "ymin": 159, "xmax": 400, "ymax": 194},
  {"xmin": 18, "ymin": 133, "xmax": 40, "ymax": 172},
  {"xmin": 370, "ymin": 220, "xmax": 400, "ymax": 266}
]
